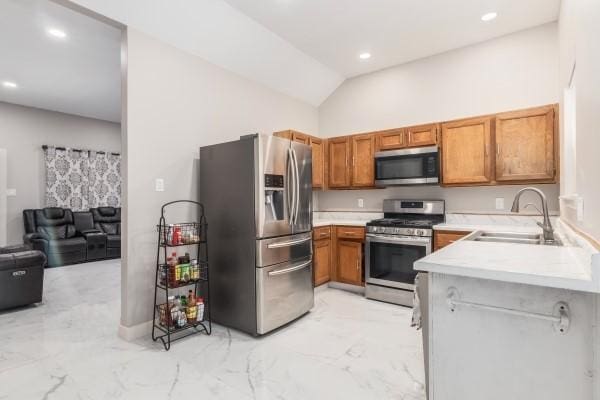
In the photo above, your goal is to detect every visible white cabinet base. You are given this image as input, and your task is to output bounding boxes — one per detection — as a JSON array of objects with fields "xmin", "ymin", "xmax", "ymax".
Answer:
[{"xmin": 428, "ymin": 272, "xmax": 595, "ymax": 400}]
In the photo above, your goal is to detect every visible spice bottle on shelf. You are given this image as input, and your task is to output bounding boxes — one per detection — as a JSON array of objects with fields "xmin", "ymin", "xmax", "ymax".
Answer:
[
  {"xmin": 178, "ymin": 253, "xmax": 191, "ymax": 282},
  {"xmin": 168, "ymin": 251, "xmax": 180, "ymax": 285},
  {"xmin": 196, "ymin": 297, "xmax": 205, "ymax": 322},
  {"xmin": 185, "ymin": 290, "xmax": 197, "ymax": 321},
  {"xmin": 190, "ymin": 259, "xmax": 199, "ymax": 281},
  {"xmin": 173, "ymin": 226, "xmax": 182, "ymax": 245}
]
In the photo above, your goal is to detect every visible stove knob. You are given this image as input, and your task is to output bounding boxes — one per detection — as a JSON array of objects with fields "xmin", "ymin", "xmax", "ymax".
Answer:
[
  {"xmin": 406, "ymin": 228, "xmax": 414, "ymax": 235},
  {"xmin": 416, "ymin": 229, "xmax": 424, "ymax": 236},
  {"xmin": 395, "ymin": 228, "xmax": 402, "ymax": 234}
]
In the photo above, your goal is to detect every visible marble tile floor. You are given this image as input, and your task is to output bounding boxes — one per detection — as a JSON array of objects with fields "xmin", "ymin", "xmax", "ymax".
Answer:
[{"xmin": 0, "ymin": 259, "xmax": 425, "ymax": 400}]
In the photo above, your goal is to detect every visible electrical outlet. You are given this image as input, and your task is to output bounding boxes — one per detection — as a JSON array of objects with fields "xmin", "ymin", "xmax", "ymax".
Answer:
[
  {"xmin": 358, "ymin": 198, "xmax": 364, "ymax": 208},
  {"xmin": 6, "ymin": 188, "xmax": 16, "ymax": 197},
  {"xmin": 495, "ymin": 197, "xmax": 504, "ymax": 210},
  {"xmin": 155, "ymin": 178, "xmax": 165, "ymax": 192}
]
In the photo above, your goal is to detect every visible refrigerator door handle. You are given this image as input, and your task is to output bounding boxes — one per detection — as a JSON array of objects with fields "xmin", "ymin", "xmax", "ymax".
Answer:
[
  {"xmin": 268, "ymin": 260, "xmax": 312, "ymax": 276},
  {"xmin": 286, "ymin": 148, "xmax": 296, "ymax": 225},
  {"xmin": 266, "ymin": 236, "xmax": 312, "ymax": 248},
  {"xmin": 292, "ymin": 147, "xmax": 300, "ymax": 225}
]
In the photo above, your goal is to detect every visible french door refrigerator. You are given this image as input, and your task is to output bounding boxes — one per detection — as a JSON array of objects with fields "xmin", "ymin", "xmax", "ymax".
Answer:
[{"xmin": 200, "ymin": 134, "xmax": 313, "ymax": 335}]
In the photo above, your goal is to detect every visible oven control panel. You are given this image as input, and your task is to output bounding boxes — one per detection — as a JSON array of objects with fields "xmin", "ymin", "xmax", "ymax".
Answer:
[{"xmin": 366, "ymin": 226, "xmax": 432, "ymax": 237}]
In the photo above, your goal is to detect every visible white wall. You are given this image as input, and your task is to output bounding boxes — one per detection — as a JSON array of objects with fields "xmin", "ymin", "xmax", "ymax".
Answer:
[
  {"xmin": 0, "ymin": 102, "xmax": 121, "ymax": 245},
  {"xmin": 317, "ymin": 23, "xmax": 560, "ymax": 213},
  {"xmin": 122, "ymin": 28, "xmax": 318, "ymax": 331},
  {"xmin": 558, "ymin": 0, "xmax": 600, "ymax": 243}
]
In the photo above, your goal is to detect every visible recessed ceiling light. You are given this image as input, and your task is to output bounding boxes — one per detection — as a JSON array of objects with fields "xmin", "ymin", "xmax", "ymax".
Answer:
[
  {"xmin": 359, "ymin": 52, "xmax": 371, "ymax": 60},
  {"xmin": 481, "ymin": 12, "xmax": 497, "ymax": 22},
  {"xmin": 47, "ymin": 28, "xmax": 67, "ymax": 39},
  {"xmin": 2, "ymin": 81, "xmax": 18, "ymax": 89}
]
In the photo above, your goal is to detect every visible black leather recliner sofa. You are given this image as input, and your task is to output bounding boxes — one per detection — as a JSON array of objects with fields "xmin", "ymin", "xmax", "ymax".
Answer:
[
  {"xmin": 0, "ymin": 244, "xmax": 46, "ymax": 311},
  {"xmin": 90, "ymin": 207, "xmax": 121, "ymax": 258},
  {"xmin": 23, "ymin": 208, "xmax": 87, "ymax": 267},
  {"xmin": 23, "ymin": 207, "xmax": 121, "ymax": 267}
]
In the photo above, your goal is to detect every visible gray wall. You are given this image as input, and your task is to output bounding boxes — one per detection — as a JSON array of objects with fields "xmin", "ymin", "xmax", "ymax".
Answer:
[
  {"xmin": 122, "ymin": 28, "xmax": 318, "ymax": 330},
  {"xmin": 317, "ymin": 23, "xmax": 560, "ymax": 213},
  {"xmin": 316, "ymin": 184, "xmax": 560, "ymax": 214},
  {"xmin": 0, "ymin": 102, "xmax": 121, "ymax": 245}
]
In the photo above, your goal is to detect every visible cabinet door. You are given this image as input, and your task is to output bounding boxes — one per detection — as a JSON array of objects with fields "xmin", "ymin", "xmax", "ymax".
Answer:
[
  {"xmin": 328, "ymin": 137, "xmax": 351, "ymax": 188},
  {"xmin": 336, "ymin": 240, "xmax": 362, "ymax": 285},
  {"xmin": 313, "ymin": 239, "xmax": 331, "ymax": 286},
  {"xmin": 310, "ymin": 137, "xmax": 325, "ymax": 189},
  {"xmin": 441, "ymin": 117, "xmax": 492, "ymax": 185},
  {"xmin": 495, "ymin": 105, "xmax": 556, "ymax": 182},
  {"xmin": 292, "ymin": 132, "xmax": 310, "ymax": 145},
  {"xmin": 406, "ymin": 123, "xmax": 439, "ymax": 148},
  {"xmin": 351, "ymin": 133, "xmax": 375, "ymax": 187},
  {"xmin": 434, "ymin": 230, "xmax": 471, "ymax": 251},
  {"xmin": 273, "ymin": 130, "xmax": 293, "ymax": 140},
  {"xmin": 376, "ymin": 128, "xmax": 406, "ymax": 151}
]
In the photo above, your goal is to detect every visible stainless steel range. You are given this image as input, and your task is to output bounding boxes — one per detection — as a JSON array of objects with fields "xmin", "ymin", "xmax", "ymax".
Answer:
[{"xmin": 365, "ymin": 199, "xmax": 445, "ymax": 306}]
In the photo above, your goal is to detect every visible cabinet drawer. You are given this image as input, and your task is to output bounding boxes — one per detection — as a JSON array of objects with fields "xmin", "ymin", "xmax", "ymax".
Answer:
[
  {"xmin": 335, "ymin": 226, "xmax": 365, "ymax": 240},
  {"xmin": 434, "ymin": 230, "xmax": 471, "ymax": 251},
  {"xmin": 313, "ymin": 226, "xmax": 331, "ymax": 240}
]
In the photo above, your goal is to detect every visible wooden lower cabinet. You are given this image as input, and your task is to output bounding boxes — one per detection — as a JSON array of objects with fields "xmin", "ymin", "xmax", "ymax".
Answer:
[
  {"xmin": 433, "ymin": 230, "xmax": 472, "ymax": 251},
  {"xmin": 313, "ymin": 239, "xmax": 331, "ymax": 286},
  {"xmin": 336, "ymin": 240, "xmax": 362, "ymax": 285}
]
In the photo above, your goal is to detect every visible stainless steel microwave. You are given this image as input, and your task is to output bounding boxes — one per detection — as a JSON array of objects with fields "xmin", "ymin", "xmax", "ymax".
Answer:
[{"xmin": 374, "ymin": 145, "xmax": 439, "ymax": 186}]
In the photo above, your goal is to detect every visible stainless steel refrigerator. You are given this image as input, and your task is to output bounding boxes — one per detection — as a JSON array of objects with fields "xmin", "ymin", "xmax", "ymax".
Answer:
[{"xmin": 199, "ymin": 134, "xmax": 314, "ymax": 335}]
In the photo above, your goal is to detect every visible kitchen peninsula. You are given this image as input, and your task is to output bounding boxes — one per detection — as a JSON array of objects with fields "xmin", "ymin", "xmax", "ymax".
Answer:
[{"xmin": 415, "ymin": 219, "xmax": 600, "ymax": 400}]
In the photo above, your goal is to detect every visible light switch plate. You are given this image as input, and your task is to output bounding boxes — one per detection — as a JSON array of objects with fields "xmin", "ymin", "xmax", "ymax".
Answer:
[
  {"xmin": 155, "ymin": 178, "xmax": 164, "ymax": 192},
  {"xmin": 358, "ymin": 198, "xmax": 364, "ymax": 208},
  {"xmin": 6, "ymin": 188, "xmax": 16, "ymax": 197},
  {"xmin": 495, "ymin": 197, "xmax": 504, "ymax": 210}
]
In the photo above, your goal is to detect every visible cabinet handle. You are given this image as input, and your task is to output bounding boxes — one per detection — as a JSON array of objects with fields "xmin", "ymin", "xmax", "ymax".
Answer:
[
  {"xmin": 497, "ymin": 143, "xmax": 500, "ymax": 156},
  {"xmin": 356, "ymin": 259, "xmax": 359, "ymax": 271}
]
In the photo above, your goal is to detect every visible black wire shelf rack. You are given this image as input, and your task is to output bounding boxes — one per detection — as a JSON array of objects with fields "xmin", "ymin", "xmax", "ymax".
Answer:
[{"xmin": 152, "ymin": 200, "xmax": 212, "ymax": 351}]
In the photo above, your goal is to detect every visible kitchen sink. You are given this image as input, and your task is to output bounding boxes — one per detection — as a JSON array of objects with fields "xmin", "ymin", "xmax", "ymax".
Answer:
[{"xmin": 467, "ymin": 231, "xmax": 563, "ymax": 246}]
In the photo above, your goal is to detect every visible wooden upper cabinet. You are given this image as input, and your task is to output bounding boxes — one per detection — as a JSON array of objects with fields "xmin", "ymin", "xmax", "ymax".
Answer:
[
  {"xmin": 292, "ymin": 132, "xmax": 310, "ymax": 145},
  {"xmin": 273, "ymin": 130, "xmax": 310, "ymax": 144},
  {"xmin": 376, "ymin": 128, "xmax": 406, "ymax": 151},
  {"xmin": 336, "ymin": 240, "xmax": 362, "ymax": 286},
  {"xmin": 441, "ymin": 117, "xmax": 492, "ymax": 185},
  {"xmin": 328, "ymin": 137, "xmax": 351, "ymax": 188},
  {"xmin": 495, "ymin": 105, "xmax": 556, "ymax": 183},
  {"xmin": 310, "ymin": 137, "xmax": 325, "ymax": 189},
  {"xmin": 406, "ymin": 123, "xmax": 439, "ymax": 148},
  {"xmin": 351, "ymin": 134, "xmax": 375, "ymax": 187}
]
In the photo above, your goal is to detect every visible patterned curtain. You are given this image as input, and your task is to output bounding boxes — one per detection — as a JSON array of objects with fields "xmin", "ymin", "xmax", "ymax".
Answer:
[
  {"xmin": 44, "ymin": 147, "xmax": 121, "ymax": 211},
  {"xmin": 87, "ymin": 151, "xmax": 121, "ymax": 208}
]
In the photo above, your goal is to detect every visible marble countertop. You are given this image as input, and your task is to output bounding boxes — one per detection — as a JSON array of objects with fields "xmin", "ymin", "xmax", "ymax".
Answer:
[
  {"xmin": 416, "ymin": 218, "xmax": 600, "ymax": 293},
  {"xmin": 312, "ymin": 211, "xmax": 382, "ymax": 227},
  {"xmin": 313, "ymin": 219, "xmax": 370, "ymax": 227}
]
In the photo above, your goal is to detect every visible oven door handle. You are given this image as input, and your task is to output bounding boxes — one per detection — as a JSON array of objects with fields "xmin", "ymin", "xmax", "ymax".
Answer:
[{"xmin": 366, "ymin": 234, "xmax": 431, "ymax": 246}]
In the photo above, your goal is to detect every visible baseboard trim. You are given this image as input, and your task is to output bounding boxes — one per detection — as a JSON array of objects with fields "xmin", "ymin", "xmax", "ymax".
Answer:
[
  {"xmin": 118, "ymin": 320, "xmax": 153, "ymax": 341},
  {"xmin": 328, "ymin": 281, "xmax": 366, "ymax": 294}
]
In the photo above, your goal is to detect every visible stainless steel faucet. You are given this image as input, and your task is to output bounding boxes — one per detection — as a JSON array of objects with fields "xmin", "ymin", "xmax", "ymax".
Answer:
[{"xmin": 510, "ymin": 187, "xmax": 555, "ymax": 243}]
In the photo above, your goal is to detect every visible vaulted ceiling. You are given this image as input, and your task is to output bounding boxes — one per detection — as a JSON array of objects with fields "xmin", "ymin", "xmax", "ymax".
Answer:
[{"xmin": 1, "ymin": 0, "xmax": 561, "ymax": 122}]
